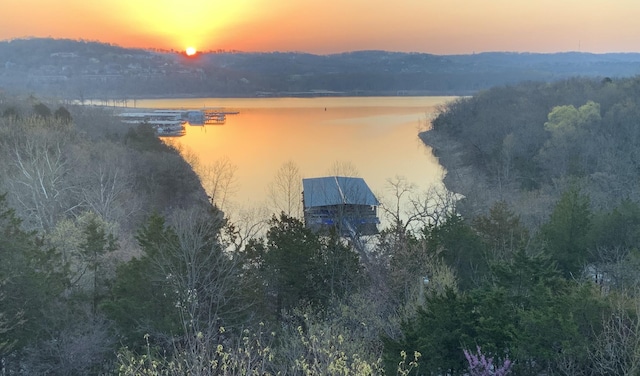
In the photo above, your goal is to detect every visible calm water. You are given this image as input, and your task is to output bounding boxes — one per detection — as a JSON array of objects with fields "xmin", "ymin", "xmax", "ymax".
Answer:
[{"xmin": 134, "ymin": 96, "xmax": 454, "ymax": 212}]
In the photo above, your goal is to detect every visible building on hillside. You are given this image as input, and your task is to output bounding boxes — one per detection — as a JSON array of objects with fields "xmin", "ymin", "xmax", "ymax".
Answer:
[{"xmin": 302, "ymin": 176, "xmax": 380, "ymax": 236}]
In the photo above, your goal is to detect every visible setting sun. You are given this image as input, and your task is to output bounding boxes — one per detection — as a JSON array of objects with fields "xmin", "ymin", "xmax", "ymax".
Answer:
[{"xmin": 186, "ymin": 47, "xmax": 197, "ymax": 56}]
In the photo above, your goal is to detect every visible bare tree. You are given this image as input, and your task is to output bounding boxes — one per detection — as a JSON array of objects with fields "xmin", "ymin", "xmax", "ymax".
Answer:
[
  {"xmin": 199, "ymin": 156, "xmax": 238, "ymax": 211},
  {"xmin": 1, "ymin": 119, "xmax": 79, "ymax": 231},
  {"xmin": 155, "ymin": 207, "xmax": 251, "ymax": 343},
  {"xmin": 20, "ymin": 306, "xmax": 114, "ymax": 376},
  {"xmin": 224, "ymin": 204, "xmax": 270, "ymax": 253},
  {"xmin": 380, "ymin": 176, "xmax": 455, "ymax": 236},
  {"xmin": 589, "ymin": 291, "xmax": 640, "ymax": 376},
  {"xmin": 326, "ymin": 160, "xmax": 360, "ymax": 177},
  {"xmin": 267, "ymin": 160, "xmax": 302, "ymax": 218},
  {"xmin": 380, "ymin": 176, "xmax": 418, "ymax": 236},
  {"xmin": 589, "ymin": 246, "xmax": 640, "ymax": 295},
  {"xmin": 76, "ymin": 142, "xmax": 139, "ymax": 225}
]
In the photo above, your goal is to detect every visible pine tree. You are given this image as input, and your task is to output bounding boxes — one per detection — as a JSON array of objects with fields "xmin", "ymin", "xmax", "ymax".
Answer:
[{"xmin": 540, "ymin": 186, "xmax": 592, "ymax": 278}]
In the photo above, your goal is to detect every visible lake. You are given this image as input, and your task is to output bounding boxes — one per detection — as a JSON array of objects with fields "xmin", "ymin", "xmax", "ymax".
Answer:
[{"xmin": 134, "ymin": 96, "xmax": 454, "ymax": 218}]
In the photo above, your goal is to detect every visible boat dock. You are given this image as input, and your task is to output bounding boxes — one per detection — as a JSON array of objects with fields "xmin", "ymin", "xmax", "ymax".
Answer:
[{"xmin": 117, "ymin": 108, "xmax": 239, "ymax": 136}]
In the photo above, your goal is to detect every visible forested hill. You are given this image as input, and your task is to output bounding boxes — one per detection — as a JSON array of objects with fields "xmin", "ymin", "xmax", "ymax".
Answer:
[
  {"xmin": 2, "ymin": 37, "xmax": 640, "ymax": 98},
  {"xmin": 422, "ymin": 76, "xmax": 640, "ymax": 226}
]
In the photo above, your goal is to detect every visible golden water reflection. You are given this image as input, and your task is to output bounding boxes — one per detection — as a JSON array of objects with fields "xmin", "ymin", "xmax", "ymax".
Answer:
[{"xmin": 139, "ymin": 96, "xmax": 455, "ymax": 211}]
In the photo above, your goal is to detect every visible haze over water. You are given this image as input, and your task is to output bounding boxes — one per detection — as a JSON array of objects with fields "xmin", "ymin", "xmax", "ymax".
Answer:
[{"xmin": 138, "ymin": 96, "xmax": 454, "ymax": 213}]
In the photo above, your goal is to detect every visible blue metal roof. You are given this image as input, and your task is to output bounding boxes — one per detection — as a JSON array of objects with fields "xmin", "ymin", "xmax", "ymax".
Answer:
[{"xmin": 302, "ymin": 176, "xmax": 379, "ymax": 208}]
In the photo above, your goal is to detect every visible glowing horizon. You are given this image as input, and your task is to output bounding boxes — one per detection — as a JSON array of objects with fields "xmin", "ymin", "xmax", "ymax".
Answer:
[{"xmin": 2, "ymin": 0, "xmax": 640, "ymax": 55}]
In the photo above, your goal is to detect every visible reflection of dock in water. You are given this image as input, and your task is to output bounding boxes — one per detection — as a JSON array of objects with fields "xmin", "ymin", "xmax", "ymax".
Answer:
[
  {"xmin": 190, "ymin": 109, "xmax": 240, "ymax": 125},
  {"xmin": 202, "ymin": 109, "xmax": 240, "ymax": 125},
  {"xmin": 204, "ymin": 112, "xmax": 226, "ymax": 125}
]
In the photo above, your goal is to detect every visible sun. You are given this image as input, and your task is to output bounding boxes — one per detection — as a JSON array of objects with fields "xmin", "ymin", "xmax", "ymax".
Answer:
[{"xmin": 185, "ymin": 47, "xmax": 197, "ymax": 56}]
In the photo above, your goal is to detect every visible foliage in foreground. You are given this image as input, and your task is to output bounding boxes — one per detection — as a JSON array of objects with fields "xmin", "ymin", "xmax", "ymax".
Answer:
[{"xmin": 116, "ymin": 317, "xmax": 385, "ymax": 376}]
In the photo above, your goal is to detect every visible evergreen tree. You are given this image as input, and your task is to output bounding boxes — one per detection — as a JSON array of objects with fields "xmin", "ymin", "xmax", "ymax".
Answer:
[
  {"xmin": 264, "ymin": 213, "xmax": 328, "ymax": 315},
  {"xmin": 490, "ymin": 249, "xmax": 605, "ymax": 375},
  {"xmin": 591, "ymin": 198, "xmax": 640, "ymax": 250},
  {"xmin": 103, "ymin": 208, "xmax": 243, "ymax": 351},
  {"xmin": 385, "ymin": 287, "xmax": 514, "ymax": 376},
  {"xmin": 0, "ymin": 194, "xmax": 66, "ymax": 357},
  {"xmin": 473, "ymin": 201, "xmax": 529, "ymax": 263},
  {"xmin": 102, "ymin": 214, "xmax": 181, "ymax": 350},
  {"xmin": 32, "ymin": 102, "xmax": 52, "ymax": 118},
  {"xmin": 79, "ymin": 215, "xmax": 117, "ymax": 316},
  {"xmin": 53, "ymin": 106, "xmax": 72, "ymax": 123},
  {"xmin": 540, "ymin": 186, "xmax": 592, "ymax": 278},
  {"xmin": 245, "ymin": 213, "xmax": 363, "ymax": 321},
  {"xmin": 425, "ymin": 214, "xmax": 486, "ymax": 290}
]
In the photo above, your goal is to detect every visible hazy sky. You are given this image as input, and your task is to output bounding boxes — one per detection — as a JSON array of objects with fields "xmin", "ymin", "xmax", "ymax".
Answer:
[{"xmin": 2, "ymin": 0, "xmax": 640, "ymax": 54}]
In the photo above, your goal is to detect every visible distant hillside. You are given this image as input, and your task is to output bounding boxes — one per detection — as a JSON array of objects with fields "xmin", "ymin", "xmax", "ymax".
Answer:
[{"xmin": 2, "ymin": 38, "xmax": 640, "ymax": 99}]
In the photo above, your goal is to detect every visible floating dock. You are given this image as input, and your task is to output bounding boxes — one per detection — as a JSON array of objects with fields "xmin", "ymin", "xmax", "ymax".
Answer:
[{"xmin": 117, "ymin": 108, "xmax": 239, "ymax": 135}]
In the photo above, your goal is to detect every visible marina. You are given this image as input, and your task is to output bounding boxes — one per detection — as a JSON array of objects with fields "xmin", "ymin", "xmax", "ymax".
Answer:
[{"xmin": 117, "ymin": 108, "xmax": 239, "ymax": 136}]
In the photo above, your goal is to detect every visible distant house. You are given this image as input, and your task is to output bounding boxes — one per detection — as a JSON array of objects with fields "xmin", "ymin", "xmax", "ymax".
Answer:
[
  {"xmin": 50, "ymin": 52, "xmax": 78, "ymax": 58},
  {"xmin": 302, "ymin": 176, "xmax": 380, "ymax": 236},
  {"xmin": 28, "ymin": 74, "xmax": 68, "ymax": 83}
]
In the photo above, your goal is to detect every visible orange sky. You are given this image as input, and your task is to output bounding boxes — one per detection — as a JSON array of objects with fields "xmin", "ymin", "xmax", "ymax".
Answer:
[{"xmin": 2, "ymin": 0, "xmax": 640, "ymax": 54}]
